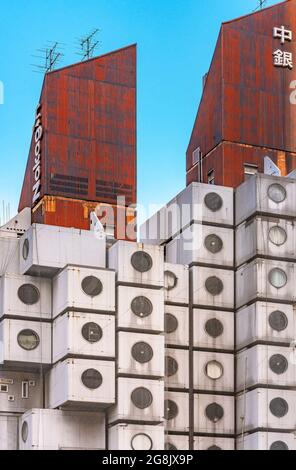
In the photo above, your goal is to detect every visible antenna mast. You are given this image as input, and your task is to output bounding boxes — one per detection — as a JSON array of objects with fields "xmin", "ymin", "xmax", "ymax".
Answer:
[
  {"xmin": 78, "ymin": 29, "xmax": 101, "ymax": 61},
  {"xmin": 32, "ymin": 42, "xmax": 64, "ymax": 74}
]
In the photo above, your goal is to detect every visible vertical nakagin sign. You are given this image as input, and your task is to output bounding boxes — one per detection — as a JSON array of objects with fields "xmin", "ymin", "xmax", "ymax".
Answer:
[{"xmin": 32, "ymin": 104, "xmax": 43, "ymax": 205}]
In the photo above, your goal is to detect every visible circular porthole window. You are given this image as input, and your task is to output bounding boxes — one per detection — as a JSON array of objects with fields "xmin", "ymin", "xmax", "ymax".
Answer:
[
  {"xmin": 17, "ymin": 330, "xmax": 40, "ymax": 351},
  {"xmin": 208, "ymin": 445, "xmax": 222, "ymax": 451},
  {"xmin": 268, "ymin": 268, "xmax": 287, "ymax": 289},
  {"xmin": 165, "ymin": 313, "xmax": 179, "ymax": 334},
  {"xmin": 270, "ymin": 441, "xmax": 289, "ymax": 451},
  {"xmin": 269, "ymin": 398, "xmax": 289, "ymax": 418},
  {"xmin": 164, "ymin": 399, "xmax": 179, "ymax": 420},
  {"xmin": 205, "ymin": 319, "xmax": 224, "ymax": 338},
  {"xmin": 131, "ymin": 434, "xmax": 153, "ymax": 451},
  {"xmin": 81, "ymin": 323, "xmax": 103, "ymax": 343},
  {"xmin": 269, "ymin": 310, "xmax": 288, "ymax": 332},
  {"xmin": 131, "ymin": 387, "xmax": 153, "ymax": 409},
  {"xmin": 165, "ymin": 443, "xmax": 177, "ymax": 451},
  {"xmin": 131, "ymin": 251, "xmax": 153, "ymax": 273},
  {"xmin": 205, "ymin": 235, "xmax": 223, "ymax": 254},
  {"xmin": 131, "ymin": 296, "xmax": 153, "ymax": 318},
  {"xmin": 205, "ymin": 403, "xmax": 224, "ymax": 423},
  {"xmin": 165, "ymin": 356, "xmax": 179, "ymax": 377},
  {"xmin": 164, "ymin": 271, "xmax": 178, "ymax": 291},
  {"xmin": 22, "ymin": 239, "xmax": 29, "ymax": 261},
  {"xmin": 269, "ymin": 354, "xmax": 288, "ymax": 375},
  {"xmin": 81, "ymin": 276, "xmax": 103, "ymax": 297},
  {"xmin": 205, "ymin": 361, "xmax": 224, "ymax": 380},
  {"xmin": 269, "ymin": 226, "xmax": 287, "ymax": 246},
  {"xmin": 268, "ymin": 184, "xmax": 287, "ymax": 204},
  {"xmin": 18, "ymin": 284, "xmax": 40, "ymax": 305},
  {"xmin": 205, "ymin": 277, "xmax": 224, "ymax": 296},
  {"xmin": 21, "ymin": 421, "xmax": 29, "ymax": 443},
  {"xmin": 131, "ymin": 342, "xmax": 154, "ymax": 364},
  {"xmin": 81, "ymin": 369, "xmax": 103, "ymax": 390},
  {"xmin": 204, "ymin": 193, "xmax": 223, "ymax": 212}
]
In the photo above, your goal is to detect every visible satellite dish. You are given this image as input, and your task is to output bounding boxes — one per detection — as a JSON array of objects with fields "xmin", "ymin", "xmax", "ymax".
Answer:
[{"xmin": 264, "ymin": 157, "xmax": 281, "ymax": 177}]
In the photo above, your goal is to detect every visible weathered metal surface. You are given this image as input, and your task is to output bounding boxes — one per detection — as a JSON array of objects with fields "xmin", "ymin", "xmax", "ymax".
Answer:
[{"xmin": 187, "ymin": 0, "xmax": 296, "ymax": 187}]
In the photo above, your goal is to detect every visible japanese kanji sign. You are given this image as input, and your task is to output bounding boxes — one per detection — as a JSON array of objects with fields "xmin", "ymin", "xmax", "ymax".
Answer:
[{"xmin": 273, "ymin": 26, "xmax": 293, "ymax": 69}]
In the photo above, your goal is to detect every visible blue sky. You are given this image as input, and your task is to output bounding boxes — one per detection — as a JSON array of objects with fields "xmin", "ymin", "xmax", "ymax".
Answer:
[{"xmin": 0, "ymin": 0, "xmax": 282, "ymax": 223}]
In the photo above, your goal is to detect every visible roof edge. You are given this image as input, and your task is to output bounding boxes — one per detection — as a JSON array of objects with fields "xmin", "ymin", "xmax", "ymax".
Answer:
[{"xmin": 222, "ymin": 0, "xmax": 289, "ymax": 26}]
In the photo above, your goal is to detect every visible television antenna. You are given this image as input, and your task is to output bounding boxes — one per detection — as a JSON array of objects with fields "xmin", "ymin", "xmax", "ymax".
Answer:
[
  {"xmin": 77, "ymin": 29, "xmax": 101, "ymax": 61},
  {"xmin": 31, "ymin": 42, "xmax": 64, "ymax": 74},
  {"xmin": 254, "ymin": 0, "xmax": 267, "ymax": 11}
]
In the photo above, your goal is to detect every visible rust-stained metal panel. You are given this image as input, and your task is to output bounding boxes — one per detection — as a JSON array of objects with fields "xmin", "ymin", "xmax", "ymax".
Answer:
[{"xmin": 187, "ymin": 0, "xmax": 296, "ymax": 188}]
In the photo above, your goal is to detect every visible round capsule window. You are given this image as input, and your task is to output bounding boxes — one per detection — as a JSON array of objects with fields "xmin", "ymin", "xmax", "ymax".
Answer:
[
  {"xmin": 165, "ymin": 356, "xmax": 179, "ymax": 377},
  {"xmin": 131, "ymin": 434, "xmax": 153, "ymax": 451},
  {"xmin": 268, "ymin": 268, "xmax": 287, "ymax": 289},
  {"xmin": 268, "ymin": 184, "xmax": 287, "ymax": 204},
  {"xmin": 81, "ymin": 323, "xmax": 103, "ymax": 343},
  {"xmin": 81, "ymin": 276, "xmax": 103, "ymax": 297},
  {"xmin": 269, "ymin": 354, "xmax": 288, "ymax": 375},
  {"xmin": 22, "ymin": 239, "xmax": 30, "ymax": 261},
  {"xmin": 21, "ymin": 421, "xmax": 29, "ymax": 443},
  {"xmin": 131, "ymin": 387, "xmax": 153, "ymax": 409},
  {"xmin": 270, "ymin": 441, "xmax": 289, "ymax": 451},
  {"xmin": 204, "ymin": 193, "xmax": 223, "ymax": 212},
  {"xmin": 205, "ymin": 361, "xmax": 224, "ymax": 380},
  {"xmin": 205, "ymin": 277, "xmax": 224, "ymax": 296},
  {"xmin": 18, "ymin": 284, "xmax": 40, "ymax": 305},
  {"xmin": 165, "ymin": 443, "xmax": 177, "ymax": 451},
  {"xmin": 131, "ymin": 251, "xmax": 153, "ymax": 273},
  {"xmin": 164, "ymin": 399, "xmax": 179, "ymax": 420},
  {"xmin": 269, "ymin": 226, "xmax": 287, "ymax": 246},
  {"xmin": 269, "ymin": 398, "xmax": 289, "ymax": 418},
  {"xmin": 204, "ymin": 235, "xmax": 223, "ymax": 254},
  {"xmin": 164, "ymin": 271, "xmax": 178, "ymax": 291},
  {"xmin": 205, "ymin": 403, "xmax": 224, "ymax": 423},
  {"xmin": 131, "ymin": 296, "xmax": 153, "ymax": 318},
  {"xmin": 131, "ymin": 342, "xmax": 154, "ymax": 364},
  {"xmin": 165, "ymin": 313, "xmax": 179, "ymax": 334},
  {"xmin": 17, "ymin": 330, "xmax": 40, "ymax": 351},
  {"xmin": 81, "ymin": 369, "xmax": 103, "ymax": 390},
  {"xmin": 205, "ymin": 318, "xmax": 224, "ymax": 338},
  {"xmin": 208, "ymin": 445, "xmax": 222, "ymax": 451},
  {"xmin": 269, "ymin": 310, "xmax": 288, "ymax": 332}
]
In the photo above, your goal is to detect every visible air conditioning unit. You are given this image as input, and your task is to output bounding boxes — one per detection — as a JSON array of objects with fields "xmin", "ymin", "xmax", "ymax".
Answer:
[
  {"xmin": 193, "ymin": 352, "xmax": 234, "ymax": 393},
  {"xmin": 0, "ymin": 319, "xmax": 51, "ymax": 366},
  {"xmin": 0, "ymin": 274, "xmax": 51, "ymax": 320},
  {"xmin": 20, "ymin": 224, "xmax": 106, "ymax": 277},
  {"xmin": 19, "ymin": 409, "xmax": 105, "ymax": 450},
  {"xmin": 236, "ymin": 345, "xmax": 296, "ymax": 392},
  {"xmin": 117, "ymin": 286, "xmax": 164, "ymax": 333},
  {"xmin": 0, "ymin": 415, "xmax": 18, "ymax": 450},
  {"xmin": 164, "ymin": 391, "xmax": 189, "ymax": 433},
  {"xmin": 194, "ymin": 437, "xmax": 235, "ymax": 451},
  {"xmin": 0, "ymin": 371, "xmax": 42, "ymax": 413},
  {"xmin": 108, "ymin": 423, "xmax": 165, "ymax": 451},
  {"xmin": 236, "ymin": 302, "xmax": 296, "ymax": 351},
  {"xmin": 53, "ymin": 312, "xmax": 115, "ymax": 363},
  {"xmin": 236, "ymin": 389, "xmax": 296, "ymax": 434},
  {"xmin": 164, "ymin": 263, "xmax": 189, "ymax": 305},
  {"xmin": 47, "ymin": 359, "xmax": 115, "ymax": 410},
  {"xmin": 53, "ymin": 266, "xmax": 116, "ymax": 318},
  {"xmin": 108, "ymin": 377, "xmax": 164, "ymax": 425},
  {"xmin": 236, "ymin": 217, "xmax": 296, "ymax": 268},
  {"xmin": 165, "ymin": 434, "xmax": 189, "ymax": 451},
  {"xmin": 236, "ymin": 259, "xmax": 296, "ymax": 309},
  {"xmin": 235, "ymin": 174, "xmax": 296, "ymax": 227},
  {"xmin": 166, "ymin": 224, "xmax": 234, "ymax": 268},
  {"xmin": 108, "ymin": 241, "xmax": 164, "ymax": 287},
  {"xmin": 191, "ymin": 267, "xmax": 234, "ymax": 309},
  {"xmin": 0, "ymin": 235, "xmax": 20, "ymax": 276},
  {"xmin": 165, "ymin": 349, "xmax": 189, "ymax": 389},
  {"xmin": 194, "ymin": 394, "xmax": 235, "ymax": 435},
  {"xmin": 117, "ymin": 332, "xmax": 164, "ymax": 378},
  {"xmin": 237, "ymin": 431, "xmax": 296, "ymax": 451},
  {"xmin": 165, "ymin": 306, "xmax": 189, "ymax": 347},
  {"xmin": 193, "ymin": 309, "xmax": 234, "ymax": 351}
]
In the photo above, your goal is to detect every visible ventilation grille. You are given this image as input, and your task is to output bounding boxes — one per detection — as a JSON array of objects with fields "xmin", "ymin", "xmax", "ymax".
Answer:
[
  {"xmin": 96, "ymin": 179, "xmax": 134, "ymax": 204},
  {"xmin": 50, "ymin": 174, "xmax": 89, "ymax": 197}
]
